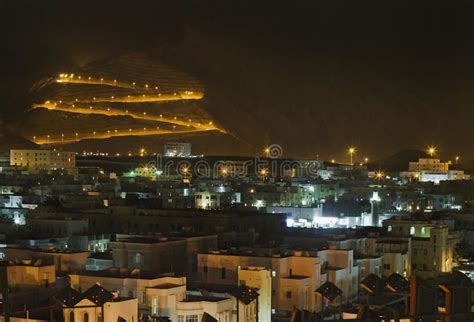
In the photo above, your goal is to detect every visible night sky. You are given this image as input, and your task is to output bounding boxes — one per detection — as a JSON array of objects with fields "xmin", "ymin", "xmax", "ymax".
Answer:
[{"xmin": 0, "ymin": 0, "xmax": 473, "ymax": 160}]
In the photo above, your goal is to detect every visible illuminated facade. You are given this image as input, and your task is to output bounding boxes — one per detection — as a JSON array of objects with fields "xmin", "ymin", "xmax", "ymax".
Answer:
[
  {"xmin": 238, "ymin": 267, "xmax": 271, "ymax": 322},
  {"xmin": 408, "ymin": 158, "xmax": 449, "ymax": 172},
  {"xmin": 10, "ymin": 149, "xmax": 75, "ymax": 172},
  {"xmin": 383, "ymin": 218, "xmax": 460, "ymax": 278},
  {"xmin": 164, "ymin": 142, "xmax": 192, "ymax": 157}
]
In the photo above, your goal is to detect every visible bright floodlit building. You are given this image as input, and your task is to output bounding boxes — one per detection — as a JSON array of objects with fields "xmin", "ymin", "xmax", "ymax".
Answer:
[
  {"xmin": 164, "ymin": 142, "xmax": 192, "ymax": 157},
  {"xmin": 408, "ymin": 158, "xmax": 449, "ymax": 172},
  {"xmin": 10, "ymin": 149, "xmax": 75, "ymax": 172}
]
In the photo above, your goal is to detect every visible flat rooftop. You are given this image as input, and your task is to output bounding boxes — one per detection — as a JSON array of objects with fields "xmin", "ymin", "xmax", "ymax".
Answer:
[
  {"xmin": 72, "ymin": 268, "xmax": 168, "ymax": 280},
  {"xmin": 182, "ymin": 295, "xmax": 230, "ymax": 303},
  {"xmin": 151, "ymin": 283, "xmax": 184, "ymax": 289},
  {"xmin": 282, "ymin": 274, "xmax": 310, "ymax": 280}
]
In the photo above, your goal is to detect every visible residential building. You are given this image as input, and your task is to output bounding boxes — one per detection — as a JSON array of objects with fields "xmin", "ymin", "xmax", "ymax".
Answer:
[
  {"xmin": 110, "ymin": 234, "xmax": 217, "ymax": 278},
  {"xmin": 408, "ymin": 158, "xmax": 449, "ymax": 172},
  {"xmin": 10, "ymin": 149, "xmax": 75, "ymax": 172},
  {"xmin": 57, "ymin": 284, "xmax": 138, "ymax": 322},
  {"xmin": 237, "ymin": 267, "xmax": 271, "ymax": 322}
]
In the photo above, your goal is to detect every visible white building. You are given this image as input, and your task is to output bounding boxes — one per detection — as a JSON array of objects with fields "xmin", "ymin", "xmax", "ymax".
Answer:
[
  {"xmin": 176, "ymin": 291, "xmax": 234, "ymax": 322},
  {"xmin": 408, "ymin": 158, "xmax": 449, "ymax": 172},
  {"xmin": 58, "ymin": 284, "xmax": 138, "ymax": 322},
  {"xmin": 197, "ymin": 248, "xmax": 359, "ymax": 316},
  {"xmin": 402, "ymin": 158, "xmax": 469, "ymax": 184},
  {"xmin": 238, "ymin": 267, "xmax": 271, "ymax": 322},
  {"xmin": 10, "ymin": 149, "xmax": 75, "ymax": 172},
  {"xmin": 195, "ymin": 191, "xmax": 220, "ymax": 209},
  {"xmin": 69, "ymin": 268, "xmax": 252, "ymax": 321},
  {"xmin": 69, "ymin": 269, "xmax": 186, "ymax": 319},
  {"xmin": 164, "ymin": 143, "xmax": 191, "ymax": 157}
]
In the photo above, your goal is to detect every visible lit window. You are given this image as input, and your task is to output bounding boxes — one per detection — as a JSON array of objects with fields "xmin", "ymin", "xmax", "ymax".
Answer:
[
  {"xmin": 410, "ymin": 226, "xmax": 415, "ymax": 235},
  {"xmin": 387, "ymin": 225, "xmax": 392, "ymax": 232},
  {"xmin": 135, "ymin": 253, "xmax": 142, "ymax": 265}
]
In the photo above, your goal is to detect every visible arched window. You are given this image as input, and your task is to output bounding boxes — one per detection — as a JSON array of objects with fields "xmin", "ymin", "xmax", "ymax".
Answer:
[
  {"xmin": 69, "ymin": 311, "xmax": 75, "ymax": 322},
  {"xmin": 83, "ymin": 312, "xmax": 89, "ymax": 322},
  {"xmin": 387, "ymin": 225, "xmax": 393, "ymax": 232},
  {"xmin": 410, "ymin": 226, "xmax": 415, "ymax": 236}
]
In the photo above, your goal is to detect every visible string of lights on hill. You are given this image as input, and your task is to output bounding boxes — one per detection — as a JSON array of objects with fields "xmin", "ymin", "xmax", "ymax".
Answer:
[{"xmin": 29, "ymin": 53, "xmax": 225, "ymax": 145}]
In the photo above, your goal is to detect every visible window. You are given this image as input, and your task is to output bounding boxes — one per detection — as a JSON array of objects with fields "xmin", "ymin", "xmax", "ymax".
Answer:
[
  {"xmin": 387, "ymin": 225, "xmax": 392, "ymax": 232},
  {"xmin": 178, "ymin": 316, "xmax": 184, "ymax": 322},
  {"xmin": 69, "ymin": 312, "xmax": 75, "ymax": 322},
  {"xmin": 384, "ymin": 264, "xmax": 391, "ymax": 270},
  {"xmin": 83, "ymin": 313, "xmax": 89, "ymax": 322},
  {"xmin": 286, "ymin": 291, "xmax": 292, "ymax": 299},
  {"xmin": 152, "ymin": 298, "xmax": 157, "ymax": 316},
  {"xmin": 221, "ymin": 267, "xmax": 226, "ymax": 279},
  {"xmin": 410, "ymin": 226, "xmax": 415, "ymax": 235},
  {"xmin": 135, "ymin": 253, "xmax": 142, "ymax": 265},
  {"xmin": 421, "ymin": 227, "xmax": 426, "ymax": 235},
  {"xmin": 204, "ymin": 265, "xmax": 208, "ymax": 273},
  {"xmin": 186, "ymin": 315, "xmax": 198, "ymax": 322},
  {"xmin": 412, "ymin": 263, "xmax": 417, "ymax": 270}
]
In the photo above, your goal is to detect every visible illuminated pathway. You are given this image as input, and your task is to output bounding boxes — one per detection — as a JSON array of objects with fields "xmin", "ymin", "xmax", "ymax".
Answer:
[
  {"xmin": 33, "ymin": 128, "xmax": 215, "ymax": 145},
  {"xmin": 33, "ymin": 102, "xmax": 219, "ymax": 130},
  {"xmin": 30, "ymin": 71, "xmax": 224, "ymax": 145}
]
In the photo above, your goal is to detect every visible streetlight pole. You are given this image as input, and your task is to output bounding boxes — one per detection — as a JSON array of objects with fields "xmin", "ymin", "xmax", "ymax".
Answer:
[{"xmin": 348, "ymin": 147, "xmax": 356, "ymax": 166}]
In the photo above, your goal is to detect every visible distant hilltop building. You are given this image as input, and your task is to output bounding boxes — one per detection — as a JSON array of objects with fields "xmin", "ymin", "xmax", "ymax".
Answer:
[
  {"xmin": 10, "ymin": 149, "xmax": 75, "ymax": 173},
  {"xmin": 401, "ymin": 157, "xmax": 470, "ymax": 184},
  {"xmin": 164, "ymin": 142, "xmax": 191, "ymax": 157},
  {"xmin": 408, "ymin": 158, "xmax": 449, "ymax": 172}
]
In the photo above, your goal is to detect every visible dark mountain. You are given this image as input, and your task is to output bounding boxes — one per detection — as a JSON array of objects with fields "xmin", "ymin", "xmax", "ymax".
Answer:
[{"xmin": 1, "ymin": 0, "xmax": 473, "ymax": 159}]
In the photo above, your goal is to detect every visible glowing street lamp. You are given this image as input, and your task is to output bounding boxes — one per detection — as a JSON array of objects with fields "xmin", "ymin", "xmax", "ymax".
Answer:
[
  {"xmin": 264, "ymin": 147, "xmax": 270, "ymax": 158},
  {"xmin": 364, "ymin": 157, "xmax": 369, "ymax": 164},
  {"xmin": 347, "ymin": 147, "xmax": 356, "ymax": 165},
  {"xmin": 221, "ymin": 167, "xmax": 228, "ymax": 176},
  {"xmin": 375, "ymin": 170, "xmax": 384, "ymax": 181},
  {"xmin": 75, "ymin": 132, "xmax": 79, "ymax": 141},
  {"xmin": 61, "ymin": 134, "xmax": 64, "ymax": 142},
  {"xmin": 455, "ymin": 156, "xmax": 460, "ymax": 164},
  {"xmin": 47, "ymin": 135, "xmax": 50, "ymax": 143},
  {"xmin": 427, "ymin": 145, "xmax": 437, "ymax": 157}
]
